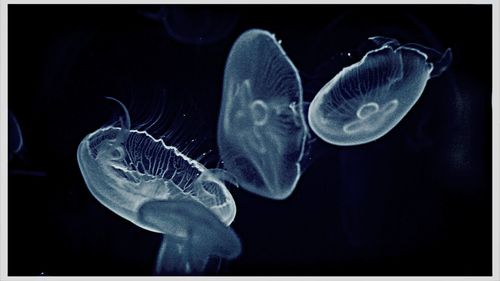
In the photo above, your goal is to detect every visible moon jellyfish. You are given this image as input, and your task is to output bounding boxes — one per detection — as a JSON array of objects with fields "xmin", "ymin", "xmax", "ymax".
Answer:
[
  {"xmin": 140, "ymin": 6, "xmax": 239, "ymax": 45},
  {"xmin": 138, "ymin": 200, "xmax": 241, "ymax": 275},
  {"xmin": 8, "ymin": 111, "xmax": 23, "ymax": 160},
  {"xmin": 308, "ymin": 36, "xmax": 452, "ymax": 146},
  {"xmin": 77, "ymin": 97, "xmax": 237, "ymax": 231},
  {"xmin": 217, "ymin": 29, "xmax": 308, "ymax": 200}
]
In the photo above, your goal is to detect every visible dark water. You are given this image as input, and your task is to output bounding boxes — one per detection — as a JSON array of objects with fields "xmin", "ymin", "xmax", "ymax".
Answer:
[{"xmin": 8, "ymin": 4, "xmax": 492, "ymax": 276}]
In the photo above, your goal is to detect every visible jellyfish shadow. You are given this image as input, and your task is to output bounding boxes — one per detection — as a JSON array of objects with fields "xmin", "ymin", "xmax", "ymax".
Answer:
[{"xmin": 140, "ymin": 5, "xmax": 239, "ymax": 46}]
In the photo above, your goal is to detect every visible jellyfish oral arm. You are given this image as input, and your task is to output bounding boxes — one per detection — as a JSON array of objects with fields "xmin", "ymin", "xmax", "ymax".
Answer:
[
  {"xmin": 139, "ymin": 200, "xmax": 242, "ymax": 275},
  {"xmin": 155, "ymin": 235, "xmax": 198, "ymax": 275},
  {"xmin": 155, "ymin": 234, "xmax": 223, "ymax": 275}
]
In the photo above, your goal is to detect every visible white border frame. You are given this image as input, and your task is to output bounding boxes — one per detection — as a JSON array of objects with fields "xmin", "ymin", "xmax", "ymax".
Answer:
[{"xmin": 0, "ymin": 1, "xmax": 498, "ymax": 280}]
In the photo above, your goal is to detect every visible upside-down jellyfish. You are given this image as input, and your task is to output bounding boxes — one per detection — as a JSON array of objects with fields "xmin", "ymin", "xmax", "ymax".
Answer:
[
  {"xmin": 77, "ymin": 97, "xmax": 237, "ymax": 231},
  {"xmin": 217, "ymin": 29, "xmax": 309, "ymax": 200},
  {"xmin": 138, "ymin": 200, "xmax": 241, "ymax": 275},
  {"xmin": 308, "ymin": 36, "xmax": 452, "ymax": 146}
]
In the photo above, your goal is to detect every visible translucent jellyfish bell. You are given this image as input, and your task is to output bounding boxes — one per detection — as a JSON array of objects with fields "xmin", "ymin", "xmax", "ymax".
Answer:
[
  {"xmin": 8, "ymin": 111, "xmax": 23, "ymax": 160},
  {"xmin": 217, "ymin": 29, "xmax": 308, "ymax": 200},
  {"xmin": 77, "ymin": 97, "xmax": 237, "ymax": 231},
  {"xmin": 308, "ymin": 36, "xmax": 452, "ymax": 146},
  {"xmin": 140, "ymin": 6, "xmax": 239, "ymax": 45},
  {"xmin": 138, "ymin": 200, "xmax": 242, "ymax": 275}
]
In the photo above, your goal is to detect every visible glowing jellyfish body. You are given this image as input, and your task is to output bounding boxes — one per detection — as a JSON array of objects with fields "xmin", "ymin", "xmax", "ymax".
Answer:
[
  {"xmin": 77, "ymin": 99, "xmax": 237, "ymax": 232},
  {"xmin": 138, "ymin": 200, "xmax": 242, "ymax": 275},
  {"xmin": 308, "ymin": 37, "xmax": 452, "ymax": 146},
  {"xmin": 217, "ymin": 29, "xmax": 308, "ymax": 200}
]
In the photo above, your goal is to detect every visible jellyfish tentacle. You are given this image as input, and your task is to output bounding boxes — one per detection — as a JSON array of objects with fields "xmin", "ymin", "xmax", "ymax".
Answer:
[{"xmin": 104, "ymin": 96, "xmax": 131, "ymax": 147}]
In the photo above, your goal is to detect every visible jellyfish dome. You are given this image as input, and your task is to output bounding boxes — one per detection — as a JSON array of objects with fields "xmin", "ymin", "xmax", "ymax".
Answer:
[
  {"xmin": 217, "ymin": 29, "xmax": 308, "ymax": 200},
  {"xmin": 77, "ymin": 98, "xmax": 237, "ymax": 232},
  {"xmin": 308, "ymin": 36, "xmax": 452, "ymax": 146}
]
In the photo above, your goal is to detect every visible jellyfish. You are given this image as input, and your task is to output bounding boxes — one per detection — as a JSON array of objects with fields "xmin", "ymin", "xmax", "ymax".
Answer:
[
  {"xmin": 138, "ymin": 200, "xmax": 242, "ymax": 275},
  {"xmin": 140, "ymin": 6, "xmax": 239, "ymax": 45},
  {"xmin": 307, "ymin": 36, "xmax": 452, "ymax": 146},
  {"xmin": 217, "ymin": 29, "xmax": 309, "ymax": 200},
  {"xmin": 8, "ymin": 111, "xmax": 23, "ymax": 160},
  {"xmin": 77, "ymin": 97, "xmax": 237, "ymax": 232}
]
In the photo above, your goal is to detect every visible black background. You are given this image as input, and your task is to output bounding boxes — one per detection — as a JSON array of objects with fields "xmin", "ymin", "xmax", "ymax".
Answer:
[{"xmin": 8, "ymin": 4, "xmax": 492, "ymax": 276}]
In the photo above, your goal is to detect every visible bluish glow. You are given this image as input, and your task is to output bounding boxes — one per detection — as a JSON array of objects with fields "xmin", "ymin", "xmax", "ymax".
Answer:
[
  {"xmin": 77, "ymin": 98, "xmax": 237, "ymax": 232},
  {"xmin": 140, "ymin": 6, "xmax": 239, "ymax": 45},
  {"xmin": 138, "ymin": 200, "xmax": 241, "ymax": 275},
  {"xmin": 217, "ymin": 29, "xmax": 308, "ymax": 200},
  {"xmin": 8, "ymin": 111, "xmax": 23, "ymax": 159},
  {"xmin": 308, "ymin": 36, "xmax": 452, "ymax": 146}
]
